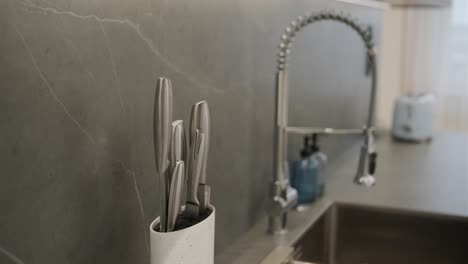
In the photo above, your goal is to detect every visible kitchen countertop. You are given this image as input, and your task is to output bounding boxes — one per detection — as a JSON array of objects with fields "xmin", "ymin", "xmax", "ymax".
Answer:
[{"xmin": 215, "ymin": 132, "xmax": 468, "ymax": 264}]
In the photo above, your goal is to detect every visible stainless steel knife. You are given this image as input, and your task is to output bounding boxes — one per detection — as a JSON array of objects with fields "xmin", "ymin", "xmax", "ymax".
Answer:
[
  {"xmin": 167, "ymin": 161, "xmax": 185, "ymax": 232},
  {"xmin": 153, "ymin": 77, "xmax": 173, "ymax": 232},
  {"xmin": 169, "ymin": 120, "xmax": 186, "ymax": 225},
  {"xmin": 170, "ymin": 120, "xmax": 186, "ymax": 181},
  {"xmin": 185, "ymin": 130, "xmax": 206, "ymax": 219},
  {"xmin": 190, "ymin": 101, "xmax": 210, "ymax": 213}
]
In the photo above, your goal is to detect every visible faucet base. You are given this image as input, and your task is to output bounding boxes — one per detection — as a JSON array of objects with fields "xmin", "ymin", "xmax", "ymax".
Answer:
[{"xmin": 268, "ymin": 214, "xmax": 289, "ymax": 235}]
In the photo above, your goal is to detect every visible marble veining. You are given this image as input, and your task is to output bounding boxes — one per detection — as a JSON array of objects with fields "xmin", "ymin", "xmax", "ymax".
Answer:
[
  {"xmin": 17, "ymin": 0, "xmax": 228, "ymax": 94},
  {"xmin": 120, "ymin": 161, "xmax": 151, "ymax": 254},
  {"xmin": 13, "ymin": 24, "xmax": 98, "ymax": 144},
  {"xmin": 0, "ymin": 246, "xmax": 25, "ymax": 264},
  {"xmin": 98, "ymin": 22, "xmax": 126, "ymax": 112}
]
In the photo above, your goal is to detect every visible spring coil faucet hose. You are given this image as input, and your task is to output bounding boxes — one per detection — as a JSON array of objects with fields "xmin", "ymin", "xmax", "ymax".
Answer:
[{"xmin": 276, "ymin": 11, "xmax": 375, "ymax": 71}]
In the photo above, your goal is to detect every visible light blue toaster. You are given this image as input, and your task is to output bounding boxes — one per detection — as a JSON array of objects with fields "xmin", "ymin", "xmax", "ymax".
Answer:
[{"xmin": 392, "ymin": 93, "xmax": 435, "ymax": 142}]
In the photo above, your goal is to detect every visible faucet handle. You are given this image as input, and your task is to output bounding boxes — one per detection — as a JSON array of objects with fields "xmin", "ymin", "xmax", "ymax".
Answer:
[{"xmin": 267, "ymin": 185, "xmax": 298, "ymax": 234}]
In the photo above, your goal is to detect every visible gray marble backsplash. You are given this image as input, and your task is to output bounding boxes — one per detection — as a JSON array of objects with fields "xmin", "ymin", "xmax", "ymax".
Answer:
[{"xmin": 0, "ymin": 0, "xmax": 382, "ymax": 263}]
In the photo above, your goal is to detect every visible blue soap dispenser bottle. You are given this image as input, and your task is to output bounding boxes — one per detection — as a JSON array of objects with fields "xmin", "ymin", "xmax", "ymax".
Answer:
[
  {"xmin": 309, "ymin": 134, "xmax": 328, "ymax": 198},
  {"xmin": 290, "ymin": 134, "xmax": 328, "ymax": 205},
  {"xmin": 290, "ymin": 135, "xmax": 318, "ymax": 204}
]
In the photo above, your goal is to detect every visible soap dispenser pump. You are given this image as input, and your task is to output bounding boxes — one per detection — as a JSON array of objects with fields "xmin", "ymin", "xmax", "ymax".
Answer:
[{"xmin": 300, "ymin": 136, "xmax": 312, "ymax": 159}]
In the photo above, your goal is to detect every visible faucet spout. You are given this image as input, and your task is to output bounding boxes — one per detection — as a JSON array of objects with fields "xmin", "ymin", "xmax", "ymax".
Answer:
[{"xmin": 269, "ymin": 11, "xmax": 379, "ymax": 234}]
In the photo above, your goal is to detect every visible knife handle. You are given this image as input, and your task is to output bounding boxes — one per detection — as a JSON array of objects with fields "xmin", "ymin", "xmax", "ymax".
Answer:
[
  {"xmin": 170, "ymin": 120, "xmax": 186, "ymax": 181},
  {"xmin": 189, "ymin": 101, "xmax": 210, "ymax": 185},
  {"xmin": 167, "ymin": 161, "xmax": 185, "ymax": 232},
  {"xmin": 153, "ymin": 77, "xmax": 173, "ymax": 232},
  {"xmin": 186, "ymin": 130, "xmax": 206, "ymax": 215}
]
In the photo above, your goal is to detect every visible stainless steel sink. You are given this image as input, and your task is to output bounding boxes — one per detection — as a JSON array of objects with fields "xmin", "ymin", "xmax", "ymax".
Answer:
[{"xmin": 292, "ymin": 203, "xmax": 468, "ymax": 264}]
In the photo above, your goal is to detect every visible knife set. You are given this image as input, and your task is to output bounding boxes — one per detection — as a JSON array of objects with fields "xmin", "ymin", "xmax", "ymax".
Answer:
[{"xmin": 149, "ymin": 77, "xmax": 215, "ymax": 264}]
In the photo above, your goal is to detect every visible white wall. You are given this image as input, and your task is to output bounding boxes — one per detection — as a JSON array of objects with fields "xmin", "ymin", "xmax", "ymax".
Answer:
[
  {"xmin": 377, "ymin": 8, "xmax": 405, "ymax": 129},
  {"xmin": 378, "ymin": 4, "xmax": 468, "ymax": 132}
]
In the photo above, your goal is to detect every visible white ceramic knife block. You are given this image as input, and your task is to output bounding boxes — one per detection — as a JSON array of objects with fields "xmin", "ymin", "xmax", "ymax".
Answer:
[{"xmin": 149, "ymin": 205, "xmax": 215, "ymax": 264}]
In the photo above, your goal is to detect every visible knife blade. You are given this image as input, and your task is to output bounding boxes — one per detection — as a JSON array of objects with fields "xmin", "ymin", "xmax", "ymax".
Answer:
[
  {"xmin": 153, "ymin": 77, "xmax": 173, "ymax": 232},
  {"xmin": 185, "ymin": 130, "xmax": 206, "ymax": 219},
  {"xmin": 167, "ymin": 161, "xmax": 185, "ymax": 232}
]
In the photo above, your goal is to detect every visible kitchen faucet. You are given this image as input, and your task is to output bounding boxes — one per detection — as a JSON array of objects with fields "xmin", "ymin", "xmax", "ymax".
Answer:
[{"xmin": 269, "ymin": 11, "xmax": 378, "ymax": 234}]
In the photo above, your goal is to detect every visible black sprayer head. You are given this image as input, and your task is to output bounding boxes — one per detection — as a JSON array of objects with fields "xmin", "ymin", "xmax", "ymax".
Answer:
[
  {"xmin": 300, "ymin": 134, "xmax": 321, "ymax": 158},
  {"xmin": 310, "ymin": 133, "xmax": 320, "ymax": 153},
  {"xmin": 300, "ymin": 136, "xmax": 312, "ymax": 158}
]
